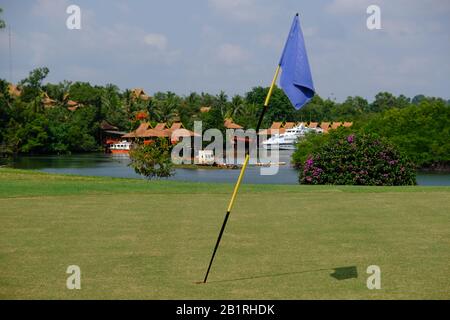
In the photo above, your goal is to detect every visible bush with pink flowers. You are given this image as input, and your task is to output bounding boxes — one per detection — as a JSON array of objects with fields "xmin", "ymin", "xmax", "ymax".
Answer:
[{"xmin": 296, "ymin": 132, "xmax": 416, "ymax": 185}]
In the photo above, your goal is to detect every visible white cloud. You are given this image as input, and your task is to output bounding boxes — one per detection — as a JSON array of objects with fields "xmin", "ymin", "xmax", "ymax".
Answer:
[
  {"xmin": 143, "ymin": 33, "xmax": 168, "ymax": 50},
  {"xmin": 215, "ymin": 43, "xmax": 250, "ymax": 65}
]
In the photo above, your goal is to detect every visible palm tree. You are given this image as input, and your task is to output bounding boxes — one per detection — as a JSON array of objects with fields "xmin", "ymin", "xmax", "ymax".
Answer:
[
  {"xmin": 215, "ymin": 91, "xmax": 229, "ymax": 118},
  {"xmin": 226, "ymin": 95, "xmax": 245, "ymax": 119},
  {"xmin": 150, "ymin": 91, "xmax": 180, "ymax": 123}
]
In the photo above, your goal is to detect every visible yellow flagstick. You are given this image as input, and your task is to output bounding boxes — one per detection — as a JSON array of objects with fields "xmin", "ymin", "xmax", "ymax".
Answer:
[{"xmin": 203, "ymin": 65, "xmax": 281, "ymax": 283}]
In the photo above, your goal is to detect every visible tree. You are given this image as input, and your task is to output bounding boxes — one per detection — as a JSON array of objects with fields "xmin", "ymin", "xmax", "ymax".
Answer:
[
  {"xmin": 226, "ymin": 95, "xmax": 245, "ymax": 119},
  {"xmin": 128, "ymin": 139, "xmax": 174, "ymax": 179},
  {"xmin": 332, "ymin": 96, "xmax": 369, "ymax": 119},
  {"xmin": 361, "ymin": 98, "xmax": 450, "ymax": 168},
  {"xmin": 370, "ymin": 92, "xmax": 409, "ymax": 113},
  {"xmin": 150, "ymin": 91, "xmax": 180, "ymax": 123},
  {"xmin": 0, "ymin": 8, "xmax": 6, "ymax": 29},
  {"xmin": 200, "ymin": 105, "xmax": 225, "ymax": 133},
  {"xmin": 19, "ymin": 67, "xmax": 50, "ymax": 103},
  {"xmin": 245, "ymin": 86, "xmax": 294, "ymax": 127},
  {"xmin": 235, "ymin": 102, "xmax": 259, "ymax": 129}
]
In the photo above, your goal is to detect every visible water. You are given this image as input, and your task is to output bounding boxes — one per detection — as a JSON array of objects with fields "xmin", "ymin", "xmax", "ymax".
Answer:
[{"xmin": 5, "ymin": 152, "xmax": 450, "ymax": 186}]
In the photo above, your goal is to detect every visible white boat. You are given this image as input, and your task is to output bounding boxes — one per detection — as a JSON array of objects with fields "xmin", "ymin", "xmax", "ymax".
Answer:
[
  {"xmin": 109, "ymin": 140, "xmax": 132, "ymax": 154},
  {"xmin": 262, "ymin": 123, "xmax": 322, "ymax": 150}
]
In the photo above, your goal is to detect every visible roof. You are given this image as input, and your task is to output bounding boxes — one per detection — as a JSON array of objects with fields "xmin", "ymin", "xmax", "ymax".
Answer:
[
  {"xmin": 140, "ymin": 129, "xmax": 170, "ymax": 138},
  {"xmin": 67, "ymin": 106, "xmax": 79, "ymax": 112},
  {"xmin": 170, "ymin": 122, "xmax": 184, "ymax": 130},
  {"xmin": 132, "ymin": 88, "xmax": 150, "ymax": 101},
  {"xmin": 283, "ymin": 122, "xmax": 295, "ymax": 129},
  {"xmin": 259, "ymin": 121, "xmax": 283, "ymax": 135},
  {"xmin": 8, "ymin": 84, "xmax": 21, "ymax": 97},
  {"xmin": 343, "ymin": 122, "xmax": 353, "ymax": 127},
  {"xmin": 123, "ymin": 121, "xmax": 199, "ymax": 140},
  {"xmin": 43, "ymin": 92, "xmax": 56, "ymax": 106},
  {"xmin": 308, "ymin": 122, "xmax": 318, "ymax": 128},
  {"xmin": 200, "ymin": 106, "xmax": 211, "ymax": 113},
  {"xmin": 170, "ymin": 128, "xmax": 199, "ymax": 141},
  {"xmin": 100, "ymin": 121, "xmax": 119, "ymax": 131},
  {"xmin": 122, "ymin": 122, "xmax": 151, "ymax": 138},
  {"xmin": 331, "ymin": 122, "xmax": 342, "ymax": 129},
  {"xmin": 104, "ymin": 130, "xmax": 127, "ymax": 135},
  {"xmin": 67, "ymin": 100, "xmax": 79, "ymax": 107},
  {"xmin": 224, "ymin": 119, "xmax": 243, "ymax": 129},
  {"xmin": 271, "ymin": 122, "xmax": 283, "ymax": 129},
  {"xmin": 154, "ymin": 123, "xmax": 167, "ymax": 131}
]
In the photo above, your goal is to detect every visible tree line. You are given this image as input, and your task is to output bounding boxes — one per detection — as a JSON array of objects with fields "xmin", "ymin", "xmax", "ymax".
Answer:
[{"xmin": 0, "ymin": 67, "xmax": 449, "ymax": 169}]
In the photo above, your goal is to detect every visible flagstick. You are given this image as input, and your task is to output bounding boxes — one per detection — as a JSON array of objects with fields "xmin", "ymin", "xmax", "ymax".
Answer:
[{"xmin": 203, "ymin": 65, "xmax": 281, "ymax": 283}]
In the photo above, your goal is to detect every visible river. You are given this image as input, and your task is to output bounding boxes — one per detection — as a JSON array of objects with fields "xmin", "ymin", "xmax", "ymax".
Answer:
[{"xmin": 4, "ymin": 152, "xmax": 450, "ymax": 186}]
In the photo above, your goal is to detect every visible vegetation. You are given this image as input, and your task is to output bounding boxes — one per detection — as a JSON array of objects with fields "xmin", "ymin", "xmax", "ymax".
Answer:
[
  {"xmin": 296, "ymin": 129, "xmax": 416, "ymax": 185},
  {"xmin": 293, "ymin": 97, "xmax": 450, "ymax": 177},
  {"xmin": 128, "ymin": 139, "xmax": 174, "ymax": 179},
  {"xmin": 358, "ymin": 99, "xmax": 450, "ymax": 169},
  {"xmin": 1, "ymin": 66, "xmax": 449, "ymax": 170},
  {"xmin": 0, "ymin": 7, "xmax": 5, "ymax": 29},
  {"xmin": 1, "ymin": 169, "xmax": 449, "ymax": 299}
]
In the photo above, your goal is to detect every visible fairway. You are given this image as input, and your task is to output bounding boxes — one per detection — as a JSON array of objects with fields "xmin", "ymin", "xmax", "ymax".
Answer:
[{"xmin": 0, "ymin": 169, "xmax": 449, "ymax": 299}]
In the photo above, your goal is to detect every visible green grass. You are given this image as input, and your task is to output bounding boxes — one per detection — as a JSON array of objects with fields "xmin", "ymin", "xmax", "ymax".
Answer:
[{"xmin": 0, "ymin": 168, "xmax": 449, "ymax": 299}]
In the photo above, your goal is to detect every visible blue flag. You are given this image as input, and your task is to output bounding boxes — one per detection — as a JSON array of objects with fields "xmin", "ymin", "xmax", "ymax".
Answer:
[{"xmin": 279, "ymin": 14, "xmax": 315, "ymax": 109}]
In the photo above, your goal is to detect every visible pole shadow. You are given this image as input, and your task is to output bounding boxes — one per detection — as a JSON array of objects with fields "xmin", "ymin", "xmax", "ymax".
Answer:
[
  {"xmin": 203, "ymin": 266, "xmax": 358, "ymax": 284},
  {"xmin": 205, "ymin": 268, "xmax": 330, "ymax": 284}
]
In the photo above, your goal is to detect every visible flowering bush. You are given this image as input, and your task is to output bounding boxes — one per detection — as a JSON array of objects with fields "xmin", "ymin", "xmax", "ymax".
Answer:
[
  {"xmin": 298, "ymin": 132, "xmax": 416, "ymax": 185},
  {"xmin": 129, "ymin": 138, "xmax": 174, "ymax": 179},
  {"xmin": 135, "ymin": 111, "xmax": 148, "ymax": 120}
]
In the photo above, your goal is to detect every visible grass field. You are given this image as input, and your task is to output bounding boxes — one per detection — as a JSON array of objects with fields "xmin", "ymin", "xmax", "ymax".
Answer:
[{"xmin": 0, "ymin": 168, "xmax": 449, "ymax": 299}]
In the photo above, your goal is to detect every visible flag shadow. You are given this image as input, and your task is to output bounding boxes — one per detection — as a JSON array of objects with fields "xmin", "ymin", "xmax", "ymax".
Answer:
[
  {"xmin": 329, "ymin": 266, "xmax": 358, "ymax": 280},
  {"xmin": 205, "ymin": 266, "xmax": 358, "ymax": 284}
]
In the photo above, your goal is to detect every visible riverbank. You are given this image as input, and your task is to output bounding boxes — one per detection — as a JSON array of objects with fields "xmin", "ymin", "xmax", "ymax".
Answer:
[
  {"xmin": 1, "ymin": 168, "xmax": 449, "ymax": 299},
  {"xmin": 4, "ymin": 153, "xmax": 450, "ymax": 185}
]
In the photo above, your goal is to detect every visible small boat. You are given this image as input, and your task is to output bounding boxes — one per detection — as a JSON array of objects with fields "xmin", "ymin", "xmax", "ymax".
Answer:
[{"xmin": 109, "ymin": 140, "xmax": 132, "ymax": 154}]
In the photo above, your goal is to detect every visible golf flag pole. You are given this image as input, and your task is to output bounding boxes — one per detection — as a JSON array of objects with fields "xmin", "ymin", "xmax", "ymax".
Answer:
[
  {"xmin": 203, "ymin": 13, "xmax": 314, "ymax": 283},
  {"xmin": 203, "ymin": 65, "xmax": 281, "ymax": 283}
]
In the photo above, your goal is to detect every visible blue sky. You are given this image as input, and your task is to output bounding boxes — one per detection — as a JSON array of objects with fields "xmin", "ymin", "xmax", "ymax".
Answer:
[{"xmin": 0, "ymin": 0, "xmax": 449, "ymax": 101}]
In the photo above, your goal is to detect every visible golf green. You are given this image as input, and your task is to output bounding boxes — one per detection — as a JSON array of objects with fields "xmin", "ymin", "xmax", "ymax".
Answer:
[{"xmin": 0, "ymin": 169, "xmax": 449, "ymax": 299}]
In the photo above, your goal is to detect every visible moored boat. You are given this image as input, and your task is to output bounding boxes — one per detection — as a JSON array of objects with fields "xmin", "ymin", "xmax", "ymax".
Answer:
[{"xmin": 109, "ymin": 140, "xmax": 132, "ymax": 154}]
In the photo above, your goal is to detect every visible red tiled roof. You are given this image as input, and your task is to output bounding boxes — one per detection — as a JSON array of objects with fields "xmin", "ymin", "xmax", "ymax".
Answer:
[
  {"xmin": 283, "ymin": 122, "xmax": 295, "ymax": 129},
  {"xmin": 154, "ymin": 123, "xmax": 167, "ymax": 131},
  {"xmin": 224, "ymin": 119, "xmax": 243, "ymax": 129}
]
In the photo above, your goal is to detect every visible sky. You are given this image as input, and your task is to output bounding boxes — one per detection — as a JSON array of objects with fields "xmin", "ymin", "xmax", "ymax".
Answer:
[{"xmin": 0, "ymin": 0, "xmax": 449, "ymax": 102}]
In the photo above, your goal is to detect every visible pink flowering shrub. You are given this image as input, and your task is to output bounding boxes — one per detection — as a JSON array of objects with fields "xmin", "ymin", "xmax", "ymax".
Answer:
[{"xmin": 298, "ymin": 132, "xmax": 416, "ymax": 185}]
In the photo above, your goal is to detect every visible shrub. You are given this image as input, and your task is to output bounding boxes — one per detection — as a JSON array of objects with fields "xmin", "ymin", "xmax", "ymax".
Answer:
[
  {"xmin": 296, "ymin": 131, "xmax": 416, "ymax": 185},
  {"xmin": 128, "ymin": 138, "xmax": 174, "ymax": 179}
]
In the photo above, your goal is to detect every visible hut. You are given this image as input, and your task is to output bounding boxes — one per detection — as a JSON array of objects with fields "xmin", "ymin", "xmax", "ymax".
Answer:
[
  {"xmin": 343, "ymin": 122, "xmax": 353, "ymax": 128},
  {"xmin": 131, "ymin": 88, "xmax": 150, "ymax": 101},
  {"xmin": 224, "ymin": 118, "xmax": 243, "ymax": 130},
  {"xmin": 308, "ymin": 122, "xmax": 318, "ymax": 129},
  {"xmin": 259, "ymin": 122, "xmax": 283, "ymax": 136},
  {"xmin": 320, "ymin": 122, "xmax": 331, "ymax": 133},
  {"xmin": 7, "ymin": 84, "xmax": 21, "ymax": 97},
  {"xmin": 331, "ymin": 122, "xmax": 342, "ymax": 130},
  {"xmin": 43, "ymin": 92, "xmax": 56, "ymax": 108},
  {"xmin": 100, "ymin": 121, "xmax": 127, "ymax": 149}
]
